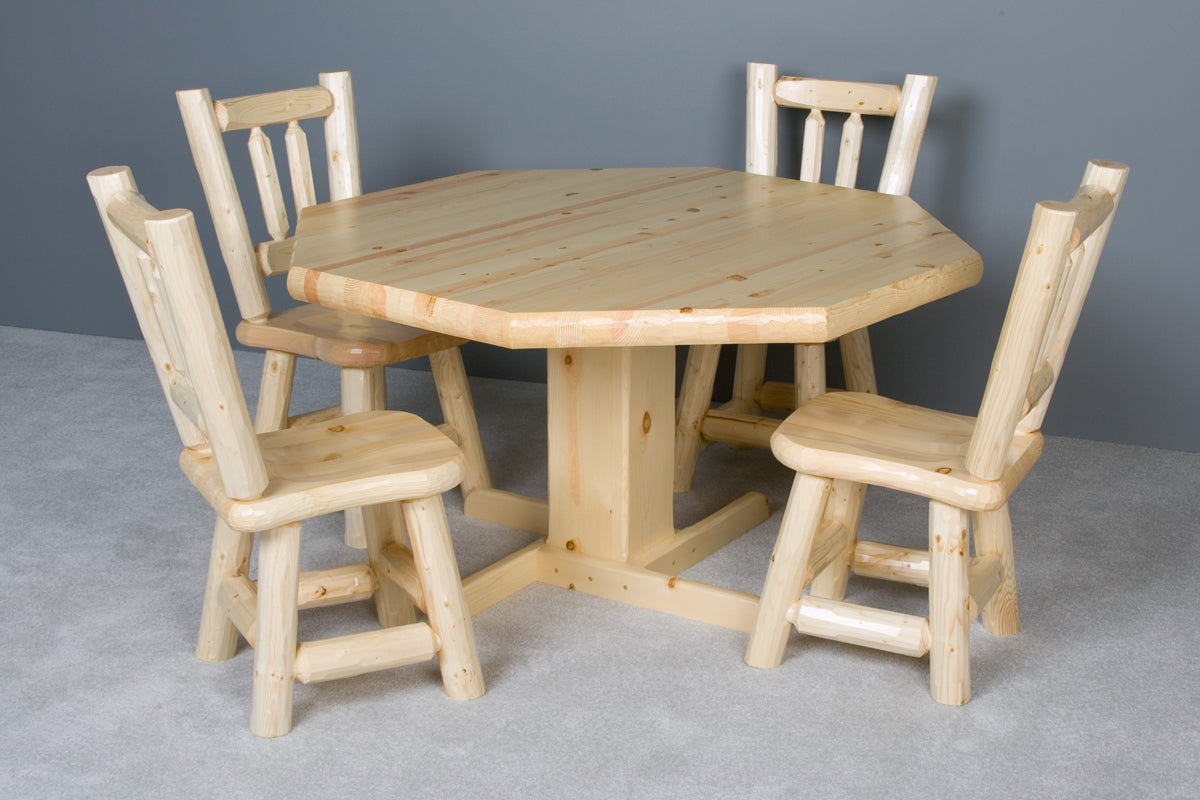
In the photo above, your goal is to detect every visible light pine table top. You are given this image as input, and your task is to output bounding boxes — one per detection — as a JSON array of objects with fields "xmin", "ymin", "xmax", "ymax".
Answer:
[{"xmin": 287, "ymin": 167, "xmax": 982, "ymax": 349}]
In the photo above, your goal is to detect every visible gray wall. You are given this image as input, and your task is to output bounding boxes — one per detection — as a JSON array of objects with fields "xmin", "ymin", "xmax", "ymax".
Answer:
[{"xmin": 3, "ymin": 1, "xmax": 1194, "ymax": 450}]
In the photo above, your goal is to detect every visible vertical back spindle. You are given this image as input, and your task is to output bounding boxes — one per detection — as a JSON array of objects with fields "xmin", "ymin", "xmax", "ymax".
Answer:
[
  {"xmin": 284, "ymin": 120, "xmax": 317, "ymax": 214},
  {"xmin": 834, "ymin": 113, "xmax": 864, "ymax": 188},
  {"xmin": 248, "ymin": 126, "xmax": 290, "ymax": 243},
  {"xmin": 799, "ymin": 109, "xmax": 825, "ymax": 183}
]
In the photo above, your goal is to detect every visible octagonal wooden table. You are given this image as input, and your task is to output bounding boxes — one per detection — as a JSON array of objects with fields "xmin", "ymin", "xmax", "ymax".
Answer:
[{"xmin": 288, "ymin": 167, "xmax": 982, "ymax": 630}]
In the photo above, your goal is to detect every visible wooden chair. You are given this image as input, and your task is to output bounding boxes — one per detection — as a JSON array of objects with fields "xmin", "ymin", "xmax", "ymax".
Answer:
[
  {"xmin": 744, "ymin": 160, "xmax": 1128, "ymax": 704},
  {"xmin": 88, "ymin": 166, "xmax": 484, "ymax": 737},
  {"xmin": 177, "ymin": 71, "xmax": 491, "ymax": 548},
  {"xmin": 675, "ymin": 63, "xmax": 936, "ymax": 492}
]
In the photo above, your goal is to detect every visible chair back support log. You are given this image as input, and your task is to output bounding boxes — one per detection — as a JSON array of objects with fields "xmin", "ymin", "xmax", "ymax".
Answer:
[
  {"xmin": 746, "ymin": 62, "xmax": 936, "ymax": 195},
  {"xmin": 965, "ymin": 160, "xmax": 1128, "ymax": 480},
  {"xmin": 88, "ymin": 166, "xmax": 269, "ymax": 500},
  {"xmin": 177, "ymin": 71, "xmax": 361, "ymax": 322}
]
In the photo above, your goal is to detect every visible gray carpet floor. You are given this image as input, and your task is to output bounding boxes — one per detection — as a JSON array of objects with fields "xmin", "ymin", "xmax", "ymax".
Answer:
[{"xmin": 2, "ymin": 324, "xmax": 1197, "ymax": 799}]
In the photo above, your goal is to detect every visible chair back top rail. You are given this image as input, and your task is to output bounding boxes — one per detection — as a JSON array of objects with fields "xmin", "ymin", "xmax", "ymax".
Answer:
[
  {"xmin": 746, "ymin": 61, "xmax": 936, "ymax": 197},
  {"xmin": 88, "ymin": 166, "xmax": 269, "ymax": 501},
  {"xmin": 965, "ymin": 160, "xmax": 1129, "ymax": 480},
  {"xmin": 773, "ymin": 76, "xmax": 902, "ymax": 116},
  {"xmin": 214, "ymin": 86, "xmax": 335, "ymax": 131},
  {"xmin": 177, "ymin": 71, "xmax": 361, "ymax": 322}
]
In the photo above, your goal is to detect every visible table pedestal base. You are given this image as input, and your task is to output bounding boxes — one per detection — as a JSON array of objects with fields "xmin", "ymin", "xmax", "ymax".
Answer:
[
  {"xmin": 461, "ymin": 490, "xmax": 767, "ymax": 632},
  {"xmin": 459, "ymin": 345, "xmax": 769, "ymax": 630}
]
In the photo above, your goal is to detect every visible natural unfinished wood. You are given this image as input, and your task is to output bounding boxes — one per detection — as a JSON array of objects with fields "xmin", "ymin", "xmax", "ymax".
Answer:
[
  {"xmin": 88, "ymin": 166, "xmax": 485, "ymax": 736},
  {"xmin": 773, "ymin": 76, "xmax": 902, "ymax": 116},
  {"xmin": 293, "ymin": 624, "xmax": 440, "ymax": 684},
  {"xmin": 536, "ymin": 546, "xmax": 762, "ymax": 632},
  {"xmin": 770, "ymin": 392, "xmax": 1045, "ymax": 512},
  {"xmin": 285, "ymin": 164, "xmax": 980, "ymax": 629},
  {"xmin": 788, "ymin": 597, "xmax": 931, "ymax": 657},
  {"xmin": 403, "ymin": 495, "xmax": 485, "ymax": 700},
  {"xmin": 697, "ymin": 408, "xmax": 780, "ymax": 451},
  {"xmin": 200, "ymin": 522, "xmax": 253, "ymax": 659},
  {"xmin": 214, "ymin": 85, "xmax": 335, "ymax": 132},
  {"xmin": 972, "ymin": 506, "xmax": 1020, "ymax": 635},
  {"xmin": 219, "ymin": 574, "xmax": 258, "ymax": 647},
  {"xmin": 86, "ymin": 167, "xmax": 205, "ymax": 449},
  {"xmin": 289, "ymin": 168, "xmax": 978, "ymax": 349},
  {"xmin": 676, "ymin": 63, "xmax": 939, "ymax": 490},
  {"xmin": 178, "ymin": 71, "xmax": 492, "ymax": 548},
  {"xmin": 746, "ymin": 160, "xmax": 1129, "ymax": 704},
  {"xmin": 851, "ymin": 540, "xmax": 931, "ymax": 585},
  {"xmin": 252, "ymin": 522, "xmax": 301, "ymax": 737},
  {"xmin": 928, "ymin": 502, "xmax": 971, "ymax": 704},
  {"xmin": 968, "ymin": 163, "xmax": 1129, "ymax": 477},
  {"xmin": 745, "ymin": 474, "xmax": 833, "ymax": 669},
  {"xmin": 546, "ymin": 347, "xmax": 675, "ymax": 562},
  {"xmin": 296, "ymin": 562, "xmax": 377, "ymax": 609},
  {"xmin": 673, "ymin": 344, "xmax": 721, "ymax": 492},
  {"xmin": 638, "ymin": 491, "xmax": 769, "ymax": 574}
]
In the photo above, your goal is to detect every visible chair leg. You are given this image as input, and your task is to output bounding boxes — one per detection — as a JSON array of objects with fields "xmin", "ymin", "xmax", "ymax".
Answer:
[
  {"xmin": 728, "ymin": 343, "xmax": 766, "ymax": 413},
  {"xmin": 928, "ymin": 502, "xmax": 971, "ymax": 705},
  {"xmin": 402, "ymin": 494, "xmax": 484, "ymax": 701},
  {"xmin": 196, "ymin": 518, "xmax": 253, "ymax": 662},
  {"xmin": 972, "ymin": 505, "xmax": 1021, "ymax": 635},
  {"xmin": 745, "ymin": 474, "xmax": 833, "ymax": 669},
  {"xmin": 429, "ymin": 347, "xmax": 492, "ymax": 496},
  {"xmin": 341, "ymin": 365, "xmax": 387, "ymax": 414},
  {"xmin": 340, "ymin": 366, "xmax": 388, "ymax": 549},
  {"xmin": 809, "ymin": 479, "xmax": 866, "ymax": 601},
  {"xmin": 362, "ymin": 502, "xmax": 417, "ymax": 628},
  {"xmin": 254, "ymin": 350, "xmax": 296, "ymax": 434},
  {"xmin": 793, "ymin": 344, "xmax": 827, "ymax": 407},
  {"xmin": 251, "ymin": 522, "xmax": 302, "ymax": 738},
  {"xmin": 673, "ymin": 344, "xmax": 721, "ymax": 493},
  {"xmin": 838, "ymin": 328, "xmax": 877, "ymax": 394}
]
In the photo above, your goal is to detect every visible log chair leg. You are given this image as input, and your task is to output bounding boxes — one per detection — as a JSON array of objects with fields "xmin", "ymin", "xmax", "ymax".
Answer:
[
  {"xmin": 254, "ymin": 350, "xmax": 296, "ymax": 434},
  {"xmin": 809, "ymin": 480, "xmax": 867, "ymax": 601},
  {"xmin": 972, "ymin": 505, "xmax": 1021, "ymax": 636},
  {"xmin": 673, "ymin": 344, "xmax": 721, "ymax": 493},
  {"xmin": 429, "ymin": 347, "xmax": 492, "ymax": 497},
  {"xmin": 362, "ymin": 502, "xmax": 417, "ymax": 628},
  {"xmin": 929, "ymin": 502, "xmax": 971, "ymax": 705},
  {"xmin": 838, "ymin": 328, "xmax": 878, "ymax": 394},
  {"xmin": 728, "ymin": 343, "xmax": 766, "ymax": 414},
  {"xmin": 250, "ymin": 522, "xmax": 302, "ymax": 738},
  {"xmin": 339, "ymin": 366, "xmax": 387, "ymax": 549},
  {"xmin": 402, "ymin": 495, "xmax": 484, "ymax": 701},
  {"xmin": 196, "ymin": 518, "xmax": 253, "ymax": 662},
  {"xmin": 794, "ymin": 343, "xmax": 827, "ymax": 408},
  {"xmin": 745, "ymin": 474, "xmax": 833, "ymax": 669}
]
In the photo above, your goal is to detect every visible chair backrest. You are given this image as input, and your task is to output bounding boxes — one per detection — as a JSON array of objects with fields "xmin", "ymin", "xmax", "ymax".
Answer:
[
  {"xmin": 746, "ymin": 62, "xmax": 936, "ymax": 196},
  {"xmin": 965, "ymin": 160, "xmax": 1129, "ymax": 480},
  {"xmin": 177, "ymin": 71, "xmax": 362, "ymax": 323},
  {"xmin": 88, "ymin": 166, "xmax": 269, "ymax": 501}
]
